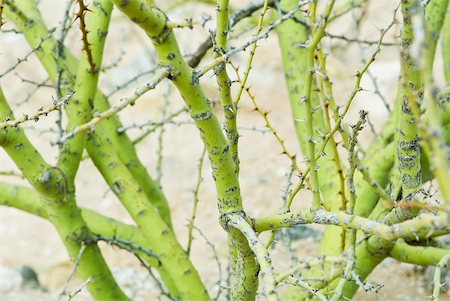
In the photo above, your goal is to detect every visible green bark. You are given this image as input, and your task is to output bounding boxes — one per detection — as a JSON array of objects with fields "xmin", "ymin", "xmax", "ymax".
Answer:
[
  {"xmin": 443, "ymin": 3, "xmax": 450, "ymax": 82},
  {"xmin": 215, "ymin": 0, "xmax": 240, "ymax": 171},
  {"xmin": 277, "ymin": 0, "xmax": 343, "ymax": 258},
  {"xmin": 390, "ymin": 239, "xmax": 450, "ymax": 265},
  {"xmin": 56, "ymin": 0, "xmax": 111, "ymax": 182},
  {"xmin": 4, "ymin": 0, "xmax": 173, "ymax": 229},
  {"xmin": 0, "ymin": 87, "xmax": 129, "ymax": 300},
  {"xmin": 0, "ymin": 181, "xmax": 181, "ymax": 299},
  {"xmin": 110, "ymin": 1, "xmax": 259, "ymax": 299},
  {"xmin": 1, "ymin": 3, "xmax": 131, "ymax": 299},
  {"xmin": 87, "ymin": 123, "xmax": 209, "ymax": 300},
  {"xmin": 337, "ymin": 1, "xmax": 450, "ymax": 298},
  {"xmin": 397, "ymin": 0, "xmax": 422, "ymax": 198},
  {"xmin": 277, "ymin": 0, "xmax": 449, "ymax": 300},
  {"xmin": 421, "ymin": 0, "xmax": 450, "ymax": 202}
]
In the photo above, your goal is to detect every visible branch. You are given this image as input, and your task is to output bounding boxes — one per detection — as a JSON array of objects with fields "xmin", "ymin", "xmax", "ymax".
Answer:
[
  {"xmin": 227, "ymin": 213, "xmax": 279, "ymax": 301},
  {"xmin": 56, "ymin": 68, "xmax": 168, "ymax": 144},
  {"xmin": 214, "ymin": 0, "xmax": 240, "ymax": 173},
  {"xmin": 58, "ymin": 244, "xmax": 87, "ymax": 301},
  {"xmin": 275, "ymin": 255, "xmax": 345, "ymax": 284},
  {"xmin": 432, "ymin": 253, "xmax": 450, "ymax": 301},
  {"xmin": 4, "ymin": 0, "xmax": 173, "ymax": 229},
  {"xmin": 108, "ymin": 4, "xmax": 258, "ymax": 299},
  {"xmin": 0, "ymin": 91, "xmax": 73, "ymax": 129},
  {"xmin": 0, "ymin": 180, "xmax": 180, "ymax": 297},
  {"xmin": 285, "ymin": 277, "xmax": 328, "ymax": 301},
  {"xmin": 195, "ymin": 0, "xmax": 308, "ymax": 78},
  {"xmin": 255, "ymin": 208, "xmax": 448, "ymax": 241},
  {"xmin": 421, "ymin": 0, "xmax": 450, "ymax": 203},
  {"xmin": 187, "ymin": 0, "xmax": 277, "ymax": 67},
  {"xmin": 0, "ymin": 28, "xmax": 56, "ymax": 78},
  {"xmin": 74, "ymin": 0, "xmax": 96, "ymax": 73},
  {"xmin": 83, "ymin": 235, "xmax": 158, "ymax": 260},
  {"xmin": 66, "ymin": 277, "xmax": 93, "ymax": 301},
  {"xmin": 57, "ymin": 0, "xmax": 113, "ymax": 182},
  {"xmin": 390, "ymin": 239, "xmax": 450, "ymax": 266},
  {"xmin": 186, "ymin": 147, "xmax": 206, "ymax": 255}
]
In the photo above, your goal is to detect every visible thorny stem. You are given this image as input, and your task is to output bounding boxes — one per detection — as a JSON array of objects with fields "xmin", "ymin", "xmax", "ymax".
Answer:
[
  {"xmin": 155, "ymin": 83, "xmax": 171, "ymax": 186},
  {"xmin": 195, "ymin": 0, "xmax": 308, "ymax": 78},
  {"xmin": 83, "ymin": 236, "xmax": 158, "ymax": 260},
  {"xmin": 233, "ymin": 0, "xmax": 270, "ymax": 106},
  {"xmin": 187, "ymin": 147, "xmax": 207, "ymax": 255},
  {"xmin": 397, "ymin": 0, "xmax": 422, "ymax": 200},
  {"xmin": 75, "ymin": 0, "xmax": 96, "ymax": 73},
  {"xmin": 432, "ymin": 252, "xmax": 450, "ymax": 301},
  {"xmin": 275, "ymin": 255, "xmax": 344, "ymax": 283},
  {"xmin": 1, "ymin": 0, "xmax": 450, "ymax": 300},
  {"xmin": 110, "ymin": 1, "xmax": 258, "ymax": 299},
  {"xmin": 280, "ymin": 17, "xmax": 395, "ymax": 213},
  {"xmin": 421, "ymin": 0, "xmax": 450, "ymax": 204},
  {"xmin": 55, "ymin": 0, "xmax": 75, "ymax": 140},
  {"xmin": 6, "ymin": 0, "xmax": 174, "ymax": 229},
  {"xmin": 230, "ymin": 62, "xmax": 302, "ymax": 174},
  {"xmin": 58, "ymin": 244, "xmax": 87, "ymax": 301},
  {"xmin": 255, "ymin": 208, "xmax": 448, "ymax": 241},
  {"xmin": 331, "ymin": 111, "xmax": 367, "ymax": 300},
  {"xmin": 187, "ymin": 0, "xmax": 277, "ymax": 68},
  {"xmin": 66, "ymin": 277, "xmax": 93, "ymax": 301},
  {"xmin": 0, "ymin": 91, "xmax": 73, "ymax": 129},
  {"xmin": 57, "ymin": 0, "xmax": 113, "ymax": 182},
  {"xmin": 0, "ymin": 27, "xmax": 56, "ymax": 78},
  {"xmin": 130, "ymin": 107, "xmax": 187, "ymax": 144},
  {"xmin": 302, "ymin": 0, "xmax": 337, "ymax": 210},
  {"xmin": 285, "ymin": 277, "xmax": 328, "ymax": 301},
  {"xmin": 1, "ymin": 48, "xmax": 130, "ymax": 301},
  {"xmin": 227, "ymin": 213, "xmax": 278, "ymax": 301},
  {"xmin": 215, "ymin": 0, "xmax": 240, "ymax": 173},
  {"xmin": 56, "ymin": 69, "xmax": 169, "ymax": 144},
  {"xmin": 4, "ymin": 0, "xmax": 178, "ymax": 296}
]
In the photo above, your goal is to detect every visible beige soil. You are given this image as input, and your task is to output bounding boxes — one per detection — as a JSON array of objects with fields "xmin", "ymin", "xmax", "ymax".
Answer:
[{"xmin": 0, "ymin": 0, "xmax": 448, "ymax": 300}]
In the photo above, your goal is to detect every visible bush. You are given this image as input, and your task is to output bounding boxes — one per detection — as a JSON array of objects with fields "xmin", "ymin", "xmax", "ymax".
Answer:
[{"xmin": 0, "ymin": 0, "xmax": 449, "ymax": 300}]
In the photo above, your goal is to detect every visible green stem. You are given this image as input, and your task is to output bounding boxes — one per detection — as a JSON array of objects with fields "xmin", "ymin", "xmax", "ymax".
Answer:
[
  {"xmin": 432, "ymin": 253, "xmax": 450, "ymax": 301},
  {"xmin": 0, "ymin": 86, "xmax": 129, "ymax": 301},
  {"xmin": 254, "ymin": 208, "xmax": 447, "ymax": 241},
  {"xmin": 443, "ymin": 3, "xmax": 450, "ymax": 83},
  {"xmin": 277, "ymin": 0, "xmax": 343, "ymax": 258},
  {"xmin": 86, "ymin": 125, "xmax": 209, "ymax": 300},
  {"xmin": 390, "ymin": 239, "xmax": 450, "ymax": 265},
  {"xmin": 110, "ymin": 1, "xmax": 259, "ymax": 299},
  {"xmin": 215, "ymin": 0, "xmax": 240, "ymax": 173},
  {"xmin": 3, "ymin": 0, "xmax": 173, "ymax": 228},
  {"xmin": 0, "ymin": 181, "xmax": 180, "ymax": 298},
  {"xmin": 421, "ymin": 0, "xmax": 450, "ymax": 203},
  {"xmin": 397, "ymin": 0, "xmax": 422, "ymax": 198}
]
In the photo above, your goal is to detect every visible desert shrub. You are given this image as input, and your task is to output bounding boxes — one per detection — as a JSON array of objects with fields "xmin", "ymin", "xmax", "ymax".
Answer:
[{"xmin": 0, "ymin": 0, "xmax": 449, "ymax": 300}]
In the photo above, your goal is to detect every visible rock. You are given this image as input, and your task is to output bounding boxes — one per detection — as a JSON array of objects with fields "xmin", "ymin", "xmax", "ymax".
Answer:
[
  {"xmin": 19, "ymin": 265, "xmax": 40, "ymax": 287},
  {"xmin": 0, "ymin": 266, "xmax": 22, "ymax": 292}
]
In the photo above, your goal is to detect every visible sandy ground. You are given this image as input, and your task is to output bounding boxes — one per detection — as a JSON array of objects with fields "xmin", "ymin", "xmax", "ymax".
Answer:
[{"xmin": 0, "ymin": 0, "xmax": 449, "ymax": 300}]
